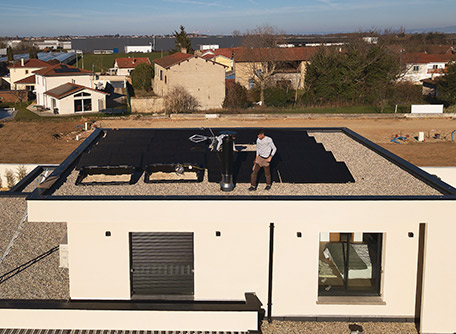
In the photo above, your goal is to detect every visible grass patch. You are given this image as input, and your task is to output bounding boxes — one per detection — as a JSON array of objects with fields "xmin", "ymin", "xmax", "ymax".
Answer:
[
  {"xmin": 77, "ymin": 52, "xmax": 169, "ymax": 72},
  {"xmin": 0, "ymin": 102, "xmax": 41, "ymax": 121}
]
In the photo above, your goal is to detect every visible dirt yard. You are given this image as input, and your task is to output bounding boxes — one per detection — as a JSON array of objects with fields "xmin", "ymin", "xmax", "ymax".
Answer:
[{"xmin": 1, "ymin": 116, "xmax": 456, "ymax": 166}]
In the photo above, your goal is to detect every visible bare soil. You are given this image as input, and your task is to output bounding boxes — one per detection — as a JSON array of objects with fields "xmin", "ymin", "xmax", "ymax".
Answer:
[{"xmin": 1, "ymin": 117, "xmax": 456, "ymax": 166}]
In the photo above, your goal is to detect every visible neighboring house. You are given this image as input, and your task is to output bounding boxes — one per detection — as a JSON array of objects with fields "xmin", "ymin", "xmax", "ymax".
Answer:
[
  {"xmin": 34, "ymin": 63, "xmax": 95, "ymax": 112},
  {"xmin": 234, "ymin": 47, "xmax": 319, "ymax": 90},
  {"xmin": 401, "ymin": 53, "xmax": 454, "ymax": 84},
  {"xmin": 154, "ymin": 52, "xmax": 226, "ymax": 110},
  {"xmin": 7, "ymin": 58, "xmax": 51, "ymax": 90},
  {"xmin": 201, "ymin": 47, "xmax": 243, "ymax": 72},
  {"xmin": 112, "ymin": 57, "xmax": 151, "ymax": 76},
  {"xmin": 1, "ymin": 127, "xmax": 455, "ymax": 334},
  {"xmin": 44, "ymin": 83, "xmax": 108, "ymax": 114}
]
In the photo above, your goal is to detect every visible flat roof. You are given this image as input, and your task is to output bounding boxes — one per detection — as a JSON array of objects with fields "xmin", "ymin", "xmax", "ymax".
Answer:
[{"xmin": 28, "ymin": 128, "xmax": 456, "ymax": 200}]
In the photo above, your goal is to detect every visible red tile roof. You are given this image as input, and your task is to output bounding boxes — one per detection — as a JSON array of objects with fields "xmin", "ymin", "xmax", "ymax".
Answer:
[
  {"xmin": 34, "ymin": 63, "xmax": 92, "ymax": 77},
  {"xmin": 234, "ymin": 47, "xmax": 319, "ymax": 62},
  {"xmin": 402, "ymin": 53, "xmax": 454, "ymax": 64},
  {"xmin": 44, "ymin": 83, "xmax": 108, "ymax": 99},
  {"xmin": 202, "ymin": 47, "xmax": 245, "ymax": 60},
  {"xmin": 9, "ymin": 58, "xmax": 52, "ymax": 69},
  {"xmin": 154, "ymin": 52, "xmax": 194, "ymax": 69},
  {"xmin": 114, "ymin": 57, "xmax": 151, "ymax": 69},
  {"xmin": 14, "ymin": 75, "xmax": 36, "ymax": 85}
]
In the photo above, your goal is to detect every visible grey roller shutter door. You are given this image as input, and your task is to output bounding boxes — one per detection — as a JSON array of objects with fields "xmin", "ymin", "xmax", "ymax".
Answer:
[{"xmin": 130, "ymin": 232, "xmax": 194, "ymax": 296}]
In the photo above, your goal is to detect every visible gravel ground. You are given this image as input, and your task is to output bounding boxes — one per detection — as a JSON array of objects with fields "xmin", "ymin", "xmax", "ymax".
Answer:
[
  {"xmin": 261, "ymin": 320, "xmax": 419, "ymax": 334},
  {"xmin": 53, "ymin": 132, "xmax": 441, "ymax": 197},
  {"xmin": 0, "ymin": 197, "xmax": 69, "ymax": 300}
]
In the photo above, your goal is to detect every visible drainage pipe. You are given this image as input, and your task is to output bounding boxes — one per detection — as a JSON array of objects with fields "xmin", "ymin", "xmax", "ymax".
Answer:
[
  {"xmin": 220, "ymin": 135, "xmax": 234, "ymax": 191},
  {"xmin": 267, "ymin": 222, "xmax": 275, "ymax": 323}
]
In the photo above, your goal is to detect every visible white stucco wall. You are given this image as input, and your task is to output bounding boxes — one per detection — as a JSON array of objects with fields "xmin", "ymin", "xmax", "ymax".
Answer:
[
  {"xmin": 35, "ymin": 74, "xmax": 92, "ymax": 107},
  {"xmin": 26, "ymin": 198, "xmax": 456, "ymax": 333},
  {"xmin": 0, "ymin": 309, "xmax": 257, "ymax": 332},
  {"xmin": 402, "ymin": 62, "xmax": 447, "ymax": 84}
]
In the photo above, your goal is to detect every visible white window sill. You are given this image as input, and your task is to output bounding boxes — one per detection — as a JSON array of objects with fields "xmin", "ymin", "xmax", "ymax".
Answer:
[{"xmin": 317, "ymin": 296, "xmax": 386, "ymax": 305}]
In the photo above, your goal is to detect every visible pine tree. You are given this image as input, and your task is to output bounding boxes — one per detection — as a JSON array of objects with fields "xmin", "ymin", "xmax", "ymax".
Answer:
[
  {"xmin": 7, "ymin": 46, "xmax": 13, "ymax": 62},
  {"xmin": 172, "ymin": 25, "xmax": 193, "ymax": 54}
]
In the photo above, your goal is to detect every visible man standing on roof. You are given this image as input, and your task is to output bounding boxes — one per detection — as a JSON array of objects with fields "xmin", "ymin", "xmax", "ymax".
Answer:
[{"xmin": 249, "ymin": 129, "xmax": 277, "ymax": 191}]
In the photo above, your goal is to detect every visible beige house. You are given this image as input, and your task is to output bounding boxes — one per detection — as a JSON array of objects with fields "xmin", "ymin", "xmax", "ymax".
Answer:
[
  {"xmin": 201, "ymin": 47, "xmax": 244, "ymax": 72},
  {"xmin": 154, "ymin": 52, "xmax": 226, "ymax": 110},
  {"xmin": 44, "ymin": 83, "xmax": 108, "ymax": 114},
  {"xmin": 7, "ymin": 58, "xmax": 51, "ymax": 90},
  {"xmin": 234, "ymin": 47, "xmax": 319, "ymax": 90}
]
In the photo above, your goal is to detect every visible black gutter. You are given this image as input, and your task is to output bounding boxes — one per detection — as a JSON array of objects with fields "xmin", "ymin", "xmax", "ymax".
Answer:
[
  {"xmin": 0, "ymin": 292, "xmax": 262, "ymax": 312},
  {"xmin": 25, "ymin": 194, "xmax": 456, "ymax": 201},
  {"xmin": 28, "ymin": 128, "xmax": 104, "ymax": 199},
  {"xmin": 342, "ymin": 127, "xmax": 456, "ymax": 196},
  {"xmin": 9, "ymin": 165, "xmax": 57, "ymax": 193},
  {"xmin": 267, "ymin": 222, "xmax": 275, "ymax": 323}
]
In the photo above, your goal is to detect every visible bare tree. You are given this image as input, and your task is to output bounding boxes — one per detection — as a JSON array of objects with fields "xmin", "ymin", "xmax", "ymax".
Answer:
[
  {"xmin": 165, "ymin": 86, "xmax": 200, "ymax": 114},
  {"xmin": 241, "ymin": 25, "xmax": 286, "ymax": 106},
  {"xmin": 242, "ymin": 24, "xmax": 285, "ymax": 48}
]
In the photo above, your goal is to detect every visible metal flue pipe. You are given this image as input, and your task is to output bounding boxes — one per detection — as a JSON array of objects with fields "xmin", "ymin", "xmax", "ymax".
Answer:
[{"xmin": 220, "ymin": 135, "xmax": 234, "ymax": 192}]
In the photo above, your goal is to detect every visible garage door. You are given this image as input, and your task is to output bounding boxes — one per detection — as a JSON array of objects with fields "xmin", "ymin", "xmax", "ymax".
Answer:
[{"xmin": 130, "ymin": 232, "xmax": 194, "ymax": 297}]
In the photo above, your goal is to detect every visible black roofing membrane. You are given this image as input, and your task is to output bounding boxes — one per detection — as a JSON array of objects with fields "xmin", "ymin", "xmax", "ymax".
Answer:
[{"xmin": 76, "ymin": 128, "xmax": 354, "ymax": 185}]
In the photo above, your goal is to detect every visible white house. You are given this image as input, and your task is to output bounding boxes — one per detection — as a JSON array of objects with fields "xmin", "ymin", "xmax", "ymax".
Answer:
[
  {"xmin": 44, "ymin": 83, "xmax": 108, "ymax": 114},
  {"xmin": 112, "ymin": 57, "xmax": 151, "ymax": 76},
  {"xmin": 401, "ymin": 53, "xmax": 454, "ymax": 84},
  {"xmin": 0, "ymin": 128, "xmax": 455, "ymax": 334},
  {"xmin": 34, "ymin": 63, "xmax": 93, "ymax": 108}
]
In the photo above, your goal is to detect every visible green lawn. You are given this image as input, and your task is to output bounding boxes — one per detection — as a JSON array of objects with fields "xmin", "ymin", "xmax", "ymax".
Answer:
[
  {"xmin": 76, "ymin": 52, "xmax": 169, "ymax": 72},
  {"xmin": 0, "ymin": 102, "xmax": 41, "ymax": 121}
]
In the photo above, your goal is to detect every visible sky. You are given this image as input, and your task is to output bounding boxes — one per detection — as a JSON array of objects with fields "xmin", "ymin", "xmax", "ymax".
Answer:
[{"xmin": 1, "ymin": 0, "xmax": 455, "ymax": 37}]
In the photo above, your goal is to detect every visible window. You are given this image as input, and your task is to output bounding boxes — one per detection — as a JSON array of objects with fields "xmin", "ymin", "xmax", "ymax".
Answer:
[
  {"xmin": 318, "ymin": 232, "xmax": 382, "ymax": 296},
  {"xmin": 25, "ymin": 70, "xmax": 29, "ymax": 74},
  {"xmin": 74, "ymin": 92, "xmax": 92, "ymax": 112},
  {"xmin": 160, "ymin": 70, "xmax": 163, "ymax": 81},
  {"xmin": 413, "ymin": 65, "xmax": 420, "ymax": 71},
  {"xmin": 432, "ymin": 64, "xmax": 439, "ymax": 69},
  {"xmin": 248, "ymin": 79, "xmax": 255, "ymax": 90},
  {"xmin": 165, "ymin": 75, "xmax": 167, "ymax": 84}
]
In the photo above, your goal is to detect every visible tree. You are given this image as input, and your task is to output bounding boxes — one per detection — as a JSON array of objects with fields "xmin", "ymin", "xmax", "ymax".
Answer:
[
  {"xmin": 305, "ymin": 41, "xmax": 401, "ymax": 110},
  {"xmin": 436, "ymin": 63, "xmax": 456, "ymax": 105},
  {"xmin": 172, "ymin": 25, "xmax": 193, "ymax": 54},
  {"xmin": 165, "ymin": 86, "xmax": 199, "ymax": 114},
  {"xmin": 223, "ymin": 81, "xmax": 249, "ymax": 109},
  {"xmin": 7, "ymin": 46, "xmax": 13, "ymax": 62},
  {"xmin": 29, "ymin": 47, "xmax": 38, "ymax": 59},
  {"xmin": 131, "ymin": 63, "xmax": 154, "ymax": 91},
  {"xmin": 242, "ymin": 24, "xmax": 284, "ymax": 48},
  {"xmin": 241, "ymin": 25, "xmax": 285, "ymax": 106}
]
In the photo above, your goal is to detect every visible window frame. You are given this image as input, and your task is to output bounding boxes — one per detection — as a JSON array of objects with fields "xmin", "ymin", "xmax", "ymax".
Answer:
[{"xmin": 318, "ymin": 232, "xmax": 383, "ymax": 297}]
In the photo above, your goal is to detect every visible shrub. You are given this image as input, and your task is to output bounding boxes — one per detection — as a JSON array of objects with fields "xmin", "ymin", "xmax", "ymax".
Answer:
[
  {"xmin": 131, "ymin": 63, "xmax": 154, "ymax": 91},
  {"xmin": 5, "ymin": 169, "xmax": 16, "ymax": 189},
  {"xmin": 16, "ymin": 165, "xmax": 28, "ymax": 181},
  {"xmin": 264, "ymin": 87, "xmax": 295, "ymax": 107},
  {"xmin": 164, "ymin": 86, "xmax": 200, "ymax": 114},
  {"xmin": 223, "ymin": 81, "xmax": 249, "ymax": 109}
]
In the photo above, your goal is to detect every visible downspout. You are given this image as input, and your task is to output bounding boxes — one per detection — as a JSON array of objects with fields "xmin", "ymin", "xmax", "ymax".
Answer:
[{"xmin": 267, "ymin": 222, "xmax": 275, "ymax": 323}]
